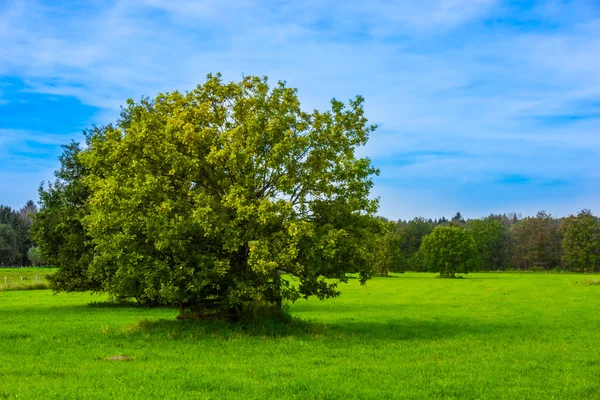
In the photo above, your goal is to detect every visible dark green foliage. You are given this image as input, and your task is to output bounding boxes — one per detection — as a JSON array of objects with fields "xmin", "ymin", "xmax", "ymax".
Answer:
[
  {"xmin": 510, "ymin": 211, "xmax": 562, "ymax": 270},
  {"xmin": 561, "ymin": 210, "xmax": 600, "ymax": 272},
  {"xmin": 0, "ymin": 224, "xmax": 18, "ymax": 265},
  {"xmin": 450, "ymin": 212, "xmax": 465, "ymax": 226},
  {"xmin": 419, "ymin": 225, "xmax": 478, "ymax": 278},
  {"xmin": 467, "ymin": 218, "xmax": 508, "ymax": 270},
  {"xmin": 39, "ymin": 76, "xmax": 378, "ymax": 314},
  {"xmin": 0, "ymin": 204, "xmax": 35, "ymax": 265},
  {"xmin": 372, "ymin": 221, "xmax": 404, "ymax": 276},
  {"xmin": 396, "ymin": 217, "xmax": 433, "ymax": 271},
  {"xmin": 31, "ymin": 128, "xmax": 108, "ymax": 292}
]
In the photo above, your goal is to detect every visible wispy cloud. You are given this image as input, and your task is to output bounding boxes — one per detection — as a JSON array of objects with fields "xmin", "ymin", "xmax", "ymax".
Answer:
[{"xmin": 0, "ymin": 0, "xmax": 599, "ymax": 218}]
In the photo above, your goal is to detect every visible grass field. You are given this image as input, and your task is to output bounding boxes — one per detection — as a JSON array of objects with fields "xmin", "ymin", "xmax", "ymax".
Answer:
[
  {"xmin": 1, "ymin": 273, "xmax": 599, "ymax": 399},
  {"xmin": 0, "ymin": 268, "xmax": 55, "ymax": 291}
]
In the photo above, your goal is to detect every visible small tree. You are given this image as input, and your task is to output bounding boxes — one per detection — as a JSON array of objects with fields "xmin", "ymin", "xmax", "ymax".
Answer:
[
  {"xmin": 27, "ymin": 247, "xmax": 45, "ymax": 266},
  {"xmin": 419, "ymin": 225, "xmax": 478, "ymax": 278}
]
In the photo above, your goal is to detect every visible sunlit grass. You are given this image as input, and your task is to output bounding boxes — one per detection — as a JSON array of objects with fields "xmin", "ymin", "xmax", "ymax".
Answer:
[
  {"xmin": 1, "ymin": 272, "xmax": 599, "ymax": 399},
  {"xmin": 0, "ymin": 267, "xmax": 56, "ymax": 291}
]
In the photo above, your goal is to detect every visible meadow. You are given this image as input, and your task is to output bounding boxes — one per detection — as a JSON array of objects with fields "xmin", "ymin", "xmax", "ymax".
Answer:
[
  {"xmin": 0, "ymin": 268, "xmax": 54, "ymax": 291},
  {"xmin": 1, "ymin": 272, "xmax": 599, "ymax": 399}
]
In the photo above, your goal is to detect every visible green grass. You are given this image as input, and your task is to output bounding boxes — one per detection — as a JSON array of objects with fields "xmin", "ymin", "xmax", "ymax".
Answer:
[
  {"xmin": 0, "ymin": 267, "xmax": 56, "ymax": 291},
  {"xmin": 1, "ymin": 273, "xmax": 599, "ymax": 399}
]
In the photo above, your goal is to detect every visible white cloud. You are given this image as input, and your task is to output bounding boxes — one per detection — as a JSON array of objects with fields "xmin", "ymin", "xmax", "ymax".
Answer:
[{"xmin": 0, "ymin": 0, "xmax": 599, "ymax": 217}]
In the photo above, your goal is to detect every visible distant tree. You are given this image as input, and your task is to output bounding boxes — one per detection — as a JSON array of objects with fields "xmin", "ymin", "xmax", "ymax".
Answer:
[
  {"xmin": 19, "ymin": 200, "xmax": 37, "ymax": 227},
  {"xmin": 0, "ymin": 224, "xmax": 18, "ymax": 265},
  {"xmin": 372, "ymin": 221, "xmax": 404, "ymax": 276},
  {"xmin": 27, "ymin": 246, "xmax": 45, "ymax": 266},
  {"xmin": 510, "ymin": 213, "xmax": 521, "ymax": 224},
  {"xmin": 450, "ymin": 212, "xmax": 465, "ymax": 226},
  {"xmin": 419, "ymin": 225, "xmax": 478, "ymax": 278},
  {"xmin": 467, "ymin": 218, "xmax": 508, "ymax": 270},
  {"xmin": 397, "ymin": 217, "xmax": 434, "ymax": 270},
  {"xmin": 561, "ymin": 210, "xmax": 600, "ymax": 272},
  {"xmin": 486, "ymin": 213, "xmax": 518, "ymax": 228},
  {"xmin": 510, "ymin": 211, "xmax": 562, "ymax": 269},
  {"xmin": 0, "ymin": 203, "xmax": 34, "ymax": 265}
]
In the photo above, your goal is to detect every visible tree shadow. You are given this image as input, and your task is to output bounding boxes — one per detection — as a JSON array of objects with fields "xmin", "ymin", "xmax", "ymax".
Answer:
[
  {"xmin": 391, "ymin": 274, "xmax": 439, "ymax": 279},
  {"xmin": 86, "ymin": 300, "xmax": 167, "ymax": 308},
  {"xmin": 329, "ymin": 318, "xmax": 509, "ymax": 341},
  {"xmin": 2, "ymin": 300, "xmax": 513, "ymax": 343},
  {"xmin": 117, "ymin": 313, "xmax": 511, "ymax": 343},
  {"xmin": 393, "ymin": 273, "xmax": 513, "ymax": 280}
]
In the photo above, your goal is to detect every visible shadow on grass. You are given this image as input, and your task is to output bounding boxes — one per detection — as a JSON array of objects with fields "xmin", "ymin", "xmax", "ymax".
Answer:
[
  {"xmin": 118, "ymin": 314, "xmax": 510, "ymax": 342},
  {"xmin": 2, "ymin": 299, "xmax": 512, "ymax": 342},
  {"xmin": 87, "ymin": 300, "xmax": 167, "ymax": 308}
]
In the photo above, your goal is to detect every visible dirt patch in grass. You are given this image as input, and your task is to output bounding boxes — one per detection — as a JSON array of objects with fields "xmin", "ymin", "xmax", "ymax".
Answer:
[
  {"xmin": 573, "ymin": 279, "xmax": 600, "ymax": 286},
  {"xmin": 105, "ymin": 355, "xmax": 134, "ymax": 361}
]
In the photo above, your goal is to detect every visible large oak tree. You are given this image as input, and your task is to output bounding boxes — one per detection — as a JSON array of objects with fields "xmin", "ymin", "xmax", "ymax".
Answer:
[{"xmin": 39, "ymin": 74, "xmax": 379, "ymax": 316}]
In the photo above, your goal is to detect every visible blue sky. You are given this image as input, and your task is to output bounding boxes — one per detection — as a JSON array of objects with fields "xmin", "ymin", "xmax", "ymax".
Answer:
[{"xmin": 1, "ymin": 0, "xmax": 599, "ymax": 220}]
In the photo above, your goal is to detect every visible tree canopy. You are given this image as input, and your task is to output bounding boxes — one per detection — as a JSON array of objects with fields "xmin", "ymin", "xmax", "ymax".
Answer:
[
  {"xmin": 561, "ymin": 210, "xmax": 600, "ymax": 272},
  {"xmin": 35, "ymin": 74, "xmax": 379, "ymax": 316},
  {"xmin": 468, "ymin": 218, "xmax": 508, "ymax": 270},
  {"xmin": 32, "ymin": 138, "xmax": 100, "ymax": 291},
  {"xmin": 371, "ymin": 220, "xmax": 404, "ymax": 276},
  {"xmin": 0, "ymin": 203, "xmax": 36, "ymax": 265},
  {"xmin": 0, "ymin": 224, "xmax": 18, "ymax": 265},
  {"xmin": 510, "ymin": 211, "xmax": 561, "ymax": 270},
  {"xmin": 395, "ymin": 217, "xmax": 434, "ymax": 271},
  {"xmin": 419, "ymin": 225, "xmax": 478, "ymax": 278}
]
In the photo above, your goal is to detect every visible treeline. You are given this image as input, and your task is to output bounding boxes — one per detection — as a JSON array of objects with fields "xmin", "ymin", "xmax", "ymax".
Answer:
[
  {"xmin": 373, "ymin": 210, "xmax": 600, "ymax": 275},
  {"xmin": 3, "ymin": 196, "xmax": 599, "ymax": 275},
  {"xmin": 0, "ymin": 201, "xmax": 43, "ymax": 266}
]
